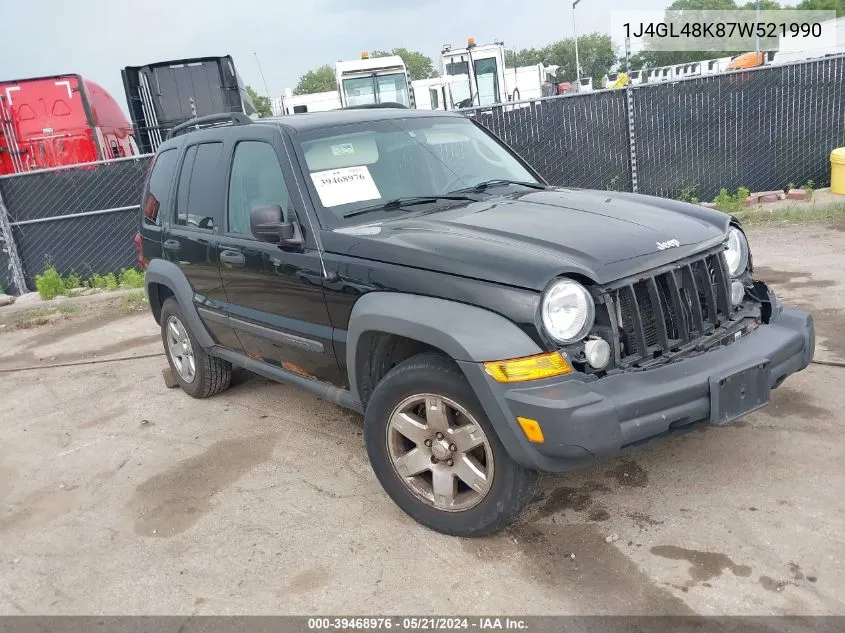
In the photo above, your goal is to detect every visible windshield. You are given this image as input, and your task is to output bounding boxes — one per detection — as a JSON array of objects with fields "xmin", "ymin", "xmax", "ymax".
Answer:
[
  {"xmin": 473, "ymin": 57, "xmax": 500, "ymax": 106},
  {"xmin": 295, "ymin": 117, "xmax": 538, "ymax": 228},
  {"xmin": 342, "ymin": 73, "xmax": 411, "ymax": 107},
  {"xmin": 375, "ymin": 73, "xmax": 410, "ymax": 106},
  {"xmin": 342, "ymin": 76, "xmax": 376, "ymax": 106},
  {"xmin": 445, "ymin": 60, "xmax": 472, "ymax": 107}
]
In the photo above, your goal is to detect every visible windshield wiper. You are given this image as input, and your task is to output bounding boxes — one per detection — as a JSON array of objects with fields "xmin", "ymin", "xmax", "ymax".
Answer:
[
  {"xmin": 450, "ymin": 179, "xmax": 547, "ymax": 194},
  {"xmin": 342, "ymin": 195, "xmax": 476, "ymax": 219}
]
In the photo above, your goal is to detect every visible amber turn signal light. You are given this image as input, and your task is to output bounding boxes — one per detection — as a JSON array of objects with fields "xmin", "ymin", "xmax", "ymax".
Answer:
[
  {"xmin": 517, "ymin": 417, "xmax": 545, "ymax": 443},
  {"xmin": 483, "ymin": 352, "xmax": 572, "ymax": 383}
]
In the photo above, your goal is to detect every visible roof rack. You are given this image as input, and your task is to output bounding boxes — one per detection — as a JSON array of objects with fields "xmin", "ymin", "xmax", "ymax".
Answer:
[
  {"xmin": 166, "ymin": 112, "xmax": 252, "ymax": 139},
  {"xmin": 340, "ymin": 102, "xmax": 409, "ymax": 110}
]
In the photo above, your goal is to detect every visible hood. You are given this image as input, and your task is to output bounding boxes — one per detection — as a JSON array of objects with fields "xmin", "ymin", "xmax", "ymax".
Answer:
[{"xmin": 321, "ymin": 188, "xmax": 731, "ymax": 291}]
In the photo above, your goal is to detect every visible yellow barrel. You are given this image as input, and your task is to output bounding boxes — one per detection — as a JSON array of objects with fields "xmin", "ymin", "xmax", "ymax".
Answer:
[{"xmin": 831, "ymin": 148, "xmax": 845, "ymax": 195}]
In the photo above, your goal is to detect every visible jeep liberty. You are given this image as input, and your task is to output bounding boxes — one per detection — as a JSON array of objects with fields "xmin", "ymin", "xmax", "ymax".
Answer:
[{"xmin": 139, "ymin": 109, "xmax": 814, "ymax": 536}]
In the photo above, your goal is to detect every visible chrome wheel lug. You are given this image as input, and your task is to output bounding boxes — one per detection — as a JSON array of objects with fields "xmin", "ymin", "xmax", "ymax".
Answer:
[
  {"xmin": 446, "ymin": 458, "xmax": 454, "ymax": 467},
  {"xmin": 449, "ymin": 444, "xmax": 457, "ymax": 452},
  {"xmin": 436, "ymin": 432, "xmax": 444, "ymax": 440},
  {"xmin": 424, "ymin": 439, "xmax": 432, "ymax": 447},
  {"xmin": 431, "ymin": 456, "xmax": 439, "ymax": 464}
]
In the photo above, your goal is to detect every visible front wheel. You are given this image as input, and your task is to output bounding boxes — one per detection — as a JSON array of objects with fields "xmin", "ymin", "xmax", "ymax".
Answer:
[{"xmin": 364, "ymin": 352, "xmax": 537, "ymax": 536}]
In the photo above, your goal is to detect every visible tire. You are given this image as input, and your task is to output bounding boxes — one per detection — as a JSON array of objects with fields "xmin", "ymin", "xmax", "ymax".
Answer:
[
  {"xmin": 160, "ymin": 297, "xmax": 231, "ymax": 399},
  {"xmin": 364, "ymin": 352, "xmax": 537, "ymax": 537}
]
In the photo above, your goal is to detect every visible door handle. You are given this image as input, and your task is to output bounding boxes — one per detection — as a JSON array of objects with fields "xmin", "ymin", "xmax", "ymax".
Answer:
[
  {"xmin": 219, "ymin": 250, "xmax": 245, "ymax": 266},
  {"xmin": 163, "ymin": 239, "xmax": 181, "ymax": 251}
]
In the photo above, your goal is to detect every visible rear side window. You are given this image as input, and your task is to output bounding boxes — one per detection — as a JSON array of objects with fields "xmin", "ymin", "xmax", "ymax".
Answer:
[
  {"xmin": 175, "ymin": 142, "xmax": 224, "ymax": 230},
  {"xmin": 142, "ymin": 148, "xmax": 178, "ymax": 226}
]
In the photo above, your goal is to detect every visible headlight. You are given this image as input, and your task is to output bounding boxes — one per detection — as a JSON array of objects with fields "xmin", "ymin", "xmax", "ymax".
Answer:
[
  {"xmin": 725, "ymin": 227, "xmax": 749, "ymax": 277},
  {"xmin": 541, "ymin": 279, "xmax": 595, "ymax": 343}
]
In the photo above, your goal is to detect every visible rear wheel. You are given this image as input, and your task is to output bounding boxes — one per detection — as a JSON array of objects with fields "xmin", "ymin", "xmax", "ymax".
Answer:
[
  {"xmin": 364, "ymin": 352, "xmax": 537, "ymax": 536},
  {"xmin": 160, "ymin": 297, "xmax": 231, "ymax": 399}
]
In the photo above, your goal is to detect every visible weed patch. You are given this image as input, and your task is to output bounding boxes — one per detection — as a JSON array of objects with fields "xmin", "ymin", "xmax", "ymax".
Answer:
[{"xmin": 35, "ymin": 266, "xmax": 67, "ymax": 300}]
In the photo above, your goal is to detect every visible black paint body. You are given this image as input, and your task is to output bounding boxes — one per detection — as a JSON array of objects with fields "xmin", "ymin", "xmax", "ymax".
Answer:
[{"xmin": 139, "ymin": 108, "xmax": 733, "ymax": 393}]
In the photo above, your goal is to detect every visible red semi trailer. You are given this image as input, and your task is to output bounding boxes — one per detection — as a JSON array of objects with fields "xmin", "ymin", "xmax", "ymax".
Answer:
[{"xmin": 0, "ymin": 74, "xmax": 138, "ymax": 174}]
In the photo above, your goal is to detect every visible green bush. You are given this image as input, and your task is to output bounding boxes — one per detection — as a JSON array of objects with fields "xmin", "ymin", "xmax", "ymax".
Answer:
[
  {"xmin": 803, "ymin": 179, "xmax": 815, "ymax": 198},
  {"xmin": 714, "ymin": 187, "xmax": 750, "ymax": 213},
  {"xmin": 104, "ymin": 273, "xmax": 119, "ymax": 290},
  {"xmin": 87, "ymin": 272, "xmax": 119, "ymax": 290},
  {"xmin": 86, "ymin": 273, "xmax": 104, "ymax": 289},
  {"xmin": 677, "ymin": 185, "xmax": 699, "ymax": 204},
  {"xmin": 35, "ymin": 265, "xmax": 67, "ymax": 300},
  {"xmin": 64, "ymin": 271, "xmax": 82, "ymax": 289},
  {"xmin": 119, "ymin": 268, "xmax": 145, "ymax": 288}
]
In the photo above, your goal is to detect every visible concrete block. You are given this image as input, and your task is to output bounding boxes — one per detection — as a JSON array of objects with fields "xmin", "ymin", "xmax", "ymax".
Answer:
[
  {"xmin": 759, "ymin": 193, "xmax": 779, "ymax": 203},
  {"xmin": 162, "ymin": 366, "xmax": 179, "ymax": 389},
  {"xmin": 699, "ymin": 202, "xmax": 717, "ymax": 209},
  {"xmin": 744, "ymin": 195, "xmax": 759, "ymax": 206},
  {"xmin": 787, "ymin": 188, "xmax": 809, "ymax": 201}
]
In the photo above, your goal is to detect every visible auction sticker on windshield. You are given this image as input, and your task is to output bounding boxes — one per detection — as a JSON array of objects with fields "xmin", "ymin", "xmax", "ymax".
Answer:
[{"xmin": 310, "ymin": 166, "xmax": 381, "ymax": 207}]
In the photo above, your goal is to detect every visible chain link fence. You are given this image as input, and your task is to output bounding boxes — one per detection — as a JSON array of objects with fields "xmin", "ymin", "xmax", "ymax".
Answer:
[
  {"xmin": 0, "ymin": 55, "xmax": 843, "ymax": 296},
  {"xmin": 632, "ymin": 55, "xmax": 845, "ymax": 200},
  {"xmin": 0, "ymin": 155, "xmax": 152, "ymax": 294},
  {"xmin": 464, "ymin": 54, "xmax": 845, "ymax": 201},
  {"xmin": 472, "ymin": 90, "xmax": 634, "ymax": 192}
]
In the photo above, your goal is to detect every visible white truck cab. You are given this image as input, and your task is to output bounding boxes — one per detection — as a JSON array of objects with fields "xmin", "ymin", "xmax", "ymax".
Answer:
[
  {"xmin": 440, "ymin": 39, "xmax": 507, "ymax": 109},
  {"xmin": 335, "ymin": 54, "xmax": 413, "ymax": 108}
]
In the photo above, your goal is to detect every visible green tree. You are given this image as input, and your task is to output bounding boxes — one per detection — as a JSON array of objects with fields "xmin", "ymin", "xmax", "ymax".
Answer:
[
  {"xmin": 501, "ymin": 35, "xmax": 617, "ymax": 81},
  {"xmin": 504, "ymin": 47, "xmax": 547, "ymax": 68},
  {"xmin": 294, "ymin": 64, "xmax": 337, "ymax": 95},
  {"xmin": 370, "ymin": 48, "xmax": 438, "ymax": 80},
  {"xmin": 245, "ymin": 85, "xmax": 272, "ymax": 117},
  {"xmin": 740, "ymin": 0, "xmax": 782, "ymax": 8},
  {"xmin": 629, "ymin": 0, "xmax": 740, "ymax": 70},
  {"xmin": 542, "ymin": 34, "xmax": 618, "ymax": 83},
  {"xmin": 795, "ymin": 0, "xmax": 845, "ymax": 16}
]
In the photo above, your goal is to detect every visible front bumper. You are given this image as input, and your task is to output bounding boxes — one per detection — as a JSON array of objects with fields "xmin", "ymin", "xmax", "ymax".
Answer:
[{"xmin": 459, "ymin": 306, "xmax": 814, "ymax": 473}]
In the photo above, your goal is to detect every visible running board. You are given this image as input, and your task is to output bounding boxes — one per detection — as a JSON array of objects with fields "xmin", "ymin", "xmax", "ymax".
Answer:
[{"xmin": 210, "ymin": 346, "xmax": 364, "ymax": 414}]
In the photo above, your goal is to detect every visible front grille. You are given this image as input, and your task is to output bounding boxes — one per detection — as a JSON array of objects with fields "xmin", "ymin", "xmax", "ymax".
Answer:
[{"xmin": 607, "ymin": 249, "xmax": 733, "ymax": 366}]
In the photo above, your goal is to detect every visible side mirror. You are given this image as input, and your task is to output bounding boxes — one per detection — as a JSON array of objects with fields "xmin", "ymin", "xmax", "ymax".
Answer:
[{"xmin": 250, "ymin": 205, "xmax": 302, "ymax": 245}]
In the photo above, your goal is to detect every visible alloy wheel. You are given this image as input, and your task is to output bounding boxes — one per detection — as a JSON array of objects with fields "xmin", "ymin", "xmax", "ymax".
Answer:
[
  {"xmin": 386, "ymin": 394, "xmax": 494, "ymax": 512},
  {"xmin": 165, "ymin": 315, "xmax": 196, "ymax": 383}
]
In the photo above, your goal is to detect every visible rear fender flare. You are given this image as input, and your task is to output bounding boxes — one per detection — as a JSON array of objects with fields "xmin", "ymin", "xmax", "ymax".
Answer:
[{"xmin": 144, "ymin": 259, "xmax": 214, "ymax": 348}]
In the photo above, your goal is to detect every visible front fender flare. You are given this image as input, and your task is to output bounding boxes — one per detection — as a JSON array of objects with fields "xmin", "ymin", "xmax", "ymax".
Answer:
[
  {"xmin": 346, "ymin": 292, "xmax": 542, "ymax": 402},
  {"xmin": 346, "ymin": 292, "xmax": 546, "ymax": 469}
]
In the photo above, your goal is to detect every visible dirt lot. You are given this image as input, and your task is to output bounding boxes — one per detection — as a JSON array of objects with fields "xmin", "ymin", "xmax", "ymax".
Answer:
[{"xmin": 1, "ymin": 222, "xmax": 844, "ymax": 616}]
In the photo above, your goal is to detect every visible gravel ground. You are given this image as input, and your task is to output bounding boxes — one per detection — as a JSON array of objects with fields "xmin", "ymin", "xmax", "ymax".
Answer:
[{"xmin": 0, "ymin": 222, "xmax": 843, "ymax": 616}]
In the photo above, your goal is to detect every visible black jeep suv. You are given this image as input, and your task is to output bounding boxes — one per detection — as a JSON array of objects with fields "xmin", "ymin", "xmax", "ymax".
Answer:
[{"xmin": 140, "ymin": 108, "xmax": 814, "ymax": 536}]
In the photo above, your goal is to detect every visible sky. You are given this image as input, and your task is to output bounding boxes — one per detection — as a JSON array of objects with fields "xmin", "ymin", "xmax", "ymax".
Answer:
[{"xmin": 1, "ymin": 0, "xmax": 672, "ymax": 115}]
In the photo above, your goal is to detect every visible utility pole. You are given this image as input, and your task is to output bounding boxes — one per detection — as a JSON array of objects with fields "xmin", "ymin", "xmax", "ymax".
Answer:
[
  {"xmin": 573, "ymin": 0, "xmax": 582, "ymax": 89},
  {"xmin": 254, "ymin": 51, "xmax": 272, "ymax": 101},
  {"xmin": 754, "ymin": 0, "xmax": 761, "ymax": 62}
]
